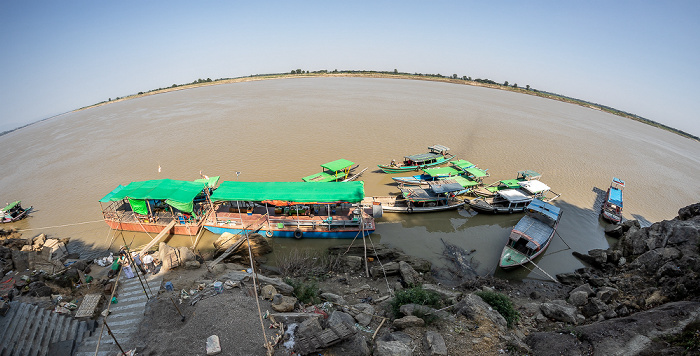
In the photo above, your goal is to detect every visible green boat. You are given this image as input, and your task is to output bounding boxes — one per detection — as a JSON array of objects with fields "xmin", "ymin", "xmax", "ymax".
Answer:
[
  {"xmin": 474, "ymin": 170, "xmax": 543, "ymax": 197},
  {"xmin": 1, "ymin": 201, "xmax": 33, "ymax": 223},
  {"xmin": 302, "ymin": 159, "xmax": 361, "ymax": 182},
  {"xmin": 378, "ymin": 145, "xmax": 454, "ymax": 173}
]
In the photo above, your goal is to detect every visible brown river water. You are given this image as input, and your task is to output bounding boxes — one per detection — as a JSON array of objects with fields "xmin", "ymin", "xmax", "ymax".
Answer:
[{"xmin": 2, "ymin": 77, "xmax": 699, "ymax": 281}]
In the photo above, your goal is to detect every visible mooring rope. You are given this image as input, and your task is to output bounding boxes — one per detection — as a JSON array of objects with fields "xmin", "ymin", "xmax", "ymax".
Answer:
[{"xmin": 15, "ymin": 219, "xmax": 105, "ymax": 232}]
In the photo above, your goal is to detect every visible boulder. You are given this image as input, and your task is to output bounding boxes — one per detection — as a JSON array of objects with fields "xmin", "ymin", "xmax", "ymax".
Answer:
[
  {"xmin": 328, "ymin": 311, "xmax": 356, "ymax": 328},
  {"xmin": 422, "ymin": 284, "xmax": 462, "ymax": 303},
  {"xmin": 224, "ymin": 271, "xmax": 293, "ymax": 295},
  {"xmin": 26, "ymin": 281, "xmax": 52, "ymax": 297},
  {"xmin": 540, "ymin": 301, "xmax": 580, "ymax": 324},
  {"xmin": 393, "ymin": 315, "xmax": 425, "ymax": 329},
  {"xmin": 604, "ymin": 224, "xmax": 624, "ymax": 238},
  {"xmin": 184, "ymin": 261, "xmax": 201, "ymax": 269},
  {"xmin": 261, "ymin": 285, "xmax": 278, "ymax": 300},
  {"xmin": 570, "ymin": 283, "xmax": 595, "ymax": 297},
  {"xmin": 581, "ymin": 298, "xmax": 608, "ymax": 318},
  {"xmin": 321, "ymin": 292, "xmax": 347, "ymax": 305},
  {"xmin": 399, "ymin": 303, "xmax": 453, "ymax": 321},
  {"xmin": 11, "ymin": 250, "xmax": 29, "ymax": 271},
  {"xmin": 269, "ymin": 312, "xmax": 324, "ymax": 325},
  {"xmin": 177, "ymin": 247, "xmax": 197, "ymax": 263},
  {"xmin": 556, "ymin": 272, "xmax": 583, "ymax": 285},
  {"xmin": 629, "ymin": 248, "xmax": 681, "ymax": 274},
  {"xmin": 350, "ymin": 303, "xmax": 374, "ymax": 326},
  {"xmin": 596, "ymin": 287, "xmax": 619, "ymax": 303},
  {"xmin": 370, "ymin": 262, "xmax": 400, "ymax": 278},
  {"xmin": 424, "ymin": 330, "xmax": 448, "ymax": 356},
  {"xmin": 374, "ymin": 340, "xmax": 412, "ymax": 356},
  {"xmin": 678, "ymin": 202, "xmax": 700, "ymax": 220},
  {"xmin": 340, "ymin": 256, "xmax": 363, "ymax": 271},
  {"xmin": 206, "ymin": 335, "xmax": 221, "ymax": 355},
  {"xmin": 656, "ymin": 261, "xmax": 683, "ymax": 278},
  {"xmin": 325, "ymin": 333, "xmax": 370, "ymax": 356},
  {"xmin": 569, "ymin": 291, "xmax": 589, "ymax": 307},
  {"xmin": 453, "ymin": 294, "xmax": 507, "ymax": 330},
  {"xmin": 397, "ymin": 254, "xmax": 432, "ymax": 273},
  {"xmin": 296, "ymin": 316, "xmax": 323, "ymax": 336},
  {"xmin": 158, "ymin": 242, "xmax": 177, "ymax": 273},
  {"xmin": 399, "ymin": 261, "xmax": 421, "ymax": 286},
  {"xmin": 271, "ymin": 294, "xmax": 297, "ymax": 312}
]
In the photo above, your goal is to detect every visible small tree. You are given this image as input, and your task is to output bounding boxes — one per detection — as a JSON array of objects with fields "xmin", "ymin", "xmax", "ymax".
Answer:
[
  {"xmin": 513, "ymin": 83, "xmax": 518, "ymax": 88},
  {"xmin": 452, "ymin": 74, "xmax": 458, "ymax": 79},
  {"xmin": 526, "ymin": 84, "xmax": 530, "ymax": 90},
  {"xmin": 503, "ymin": 81, "xmax": 509, "ymax": 86},
  {"xmin": 394, "ymin": 69, "xmax": 398, "ymax": 74}
]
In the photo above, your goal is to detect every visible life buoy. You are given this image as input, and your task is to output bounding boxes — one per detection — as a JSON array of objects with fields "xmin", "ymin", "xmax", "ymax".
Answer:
[
  {"xmin": 265, "ymin": 230, "xmax": 273, "ymax": 238},
  {"xmin": 293, "ymin": 229, "xmax": 303, "ymax": 239},
  {"xmin": 407, "ymin": 206, "xmax": 414, "ymax": 213}
]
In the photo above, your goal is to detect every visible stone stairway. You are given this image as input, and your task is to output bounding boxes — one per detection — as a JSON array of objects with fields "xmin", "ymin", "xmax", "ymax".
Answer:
[
  {"xmin": 0, "ymin": 300, "xmax": 94, "ymax": 356},
  {"xmin": 73, "ymin": 273, "xmax": 162, "ymax": 356}
]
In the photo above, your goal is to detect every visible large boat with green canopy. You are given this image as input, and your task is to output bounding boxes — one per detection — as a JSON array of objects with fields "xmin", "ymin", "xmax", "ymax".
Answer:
[
  {"xmin": 391, "ymin": 160, "xmax": 486, "ymax": 192},
  {"xmin": 204, "ymin": 181, "xmax": 378, "ymax": 239},
  {"xmin": 1, "ymin": 201, "xmax": 32, "ymax": 223},
  {"xmin": 302, "ymin": 159, "xmax": 361, "ymax": 182},
  {"xmin": 99, "ymin": 178, "xmax": 214, "ymax": 235}
]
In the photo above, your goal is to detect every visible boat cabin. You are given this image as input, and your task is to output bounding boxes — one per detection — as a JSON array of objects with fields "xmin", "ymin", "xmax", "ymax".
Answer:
[
  {"xmin": 302, "ymin": 159, "xmax": 356, "ymax": 182},
  {"xmin": 500, "ymin": 199, "xmax": 562, "ymax": 268},
  {"xmin": 602, "ymin": 178, "xmax": 625, "ymax": 223},
  {"xmin": 398, "ymin": 181, "xmax": 463, "ymax": 207}
]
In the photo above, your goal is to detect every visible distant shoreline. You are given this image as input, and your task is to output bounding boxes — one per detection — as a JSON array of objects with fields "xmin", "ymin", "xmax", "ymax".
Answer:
[{"xmin": 5, "ymin": 71, "xmax": 698, "ymax": 142}]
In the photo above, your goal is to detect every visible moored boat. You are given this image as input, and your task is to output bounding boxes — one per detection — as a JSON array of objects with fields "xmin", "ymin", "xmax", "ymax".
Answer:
[
  {"xmin": 363, "ymin": 180, "xmax": 465, "ymax": 213},
  {"xmin": 601, "ymin": 178, "xmax": 624, "ymax": 224},
  {"xmin": 473, "ymin": 170, "xmax": 543, "ymax": 197},
  {"xmin": 99, "ymin": 179, "xmax": 214, "ymax": 236},
  {"xmin": 467, "ymin": 178, "xmax": 560, "ymax": 214},
  {"xmin": 302, "ymin": 159, "xmax": 361, "ymax": 182},
  {"xmin": 1, "ymin": 201, "xmax": 32, "ymax": 223},
  {"xmin": 378, "ymin": 145, "xmax": 454, "ymax": 173},
  {"xmin": 499, "ymin": 199, "xmax": 562, "ymax": 269},
  {"xmin": 391, "ymin": 160, "xmax": 485, "ymax": 192},
  {"xmin": 204, "ymin": 181, "xmax": 377, "ymax": 239}
]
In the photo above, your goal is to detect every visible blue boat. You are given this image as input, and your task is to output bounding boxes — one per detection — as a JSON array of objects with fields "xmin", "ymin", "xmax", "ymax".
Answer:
[
  {"xmin": 601, "ymin": 178, "xmax": 625, "ymax": 223},
  {"xmin": 499, "ymin": 199, "xmax": 562, "ymax": 269}
]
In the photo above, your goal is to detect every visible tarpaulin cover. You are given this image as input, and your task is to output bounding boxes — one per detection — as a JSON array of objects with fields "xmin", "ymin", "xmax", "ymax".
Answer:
[
  {"xmin": 210, "ymin": 181, "xmax": 365, "ymax": 203},
  {"xmin": 99, "ymin": 179, "xmax": 205, "ymax": 213},
  {"xmin": 424, "ymin": 167, "xmax": 460, "ymax": 177},
  {"xmin": 321, "ymin": 159, "xmax": 354, "ymax": 172},
  {"xmin": 128, "ymin": 198, "xmax": 148, "ymax": 215},
  {"xmin": 608, "ymin": 188, "xmax": 623, "ymax": 207},
  {"xmin": 465, "ymin": 167, "xmax": 488, "ymax": 178},
  {"xmin": 451, "ymin": 160, "xmax": 475, "ymax": 170},
  {"xmin": 194, "ymin": 176, "xmax": 220, "ymax": 188},
  {"xmin": 1, "ymin": 201, "xmax": 21, "ymax": 212}
]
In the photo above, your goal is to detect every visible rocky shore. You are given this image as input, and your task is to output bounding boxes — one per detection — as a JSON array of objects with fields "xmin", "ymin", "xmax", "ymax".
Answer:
[{"xmin": 1, "ymin": 202, "xmax": 699, "ymax": 355}]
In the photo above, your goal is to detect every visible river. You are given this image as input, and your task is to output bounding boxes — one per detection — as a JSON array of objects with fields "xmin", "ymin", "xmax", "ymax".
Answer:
[{"xmin": 2, "ymin": 77, "xmax": 699, "ymax": 281}]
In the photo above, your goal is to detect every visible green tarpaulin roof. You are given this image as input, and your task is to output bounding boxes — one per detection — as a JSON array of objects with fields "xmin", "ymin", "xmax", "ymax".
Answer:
[
  {"xmin": 424, "ymin": 167, "xmax": 460, "ymax": 177},
  {"xmin": 1, "ymin": 201, "xmax": 21, "ymax": 212},
  {"xmin": 302, "ymin": 172, "xmax": 335, "ymax": 182},
  {"xmin": 452, "ymin": 160, "xmax": 475, "ymax": 169},
  {"xmin": 465, "ymin": 167, "xmax": 488, "ymax": 178},
  {"xmin": 500, "ymin": 179, "xmax": 522, "ymax": 189},
  {"xmin": 99, "ymin": 179, "xmax": 206, "ymax": 204},
  {"xmin": 452, "ymin": 176, "xmax": 479, "ymax": 187},
  {"xmin": 194, "ymin": 176, "xmax": 220, "ymax": 188},
  {"xmin": 405, "ymin": 153, "xmax": 441, "ymax": 162},
  {"xmin": 210, "ymin": 181, "xmax": 365, "ymax": 203},
  {"xmin": 321, "ymin": 159, "xmax": 354, "ymax": 172}
]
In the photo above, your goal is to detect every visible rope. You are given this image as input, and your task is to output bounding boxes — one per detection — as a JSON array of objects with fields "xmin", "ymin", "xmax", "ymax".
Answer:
[
  {"xmin": 15, "ymin": 219, "xmax": 104, "ymax": 231},
  {"xmin": 245, "ymin": 233, "xmax": 273, "ymax": 355},
  {"xmin": 364, "ymin": 233, "xmax": 395, "ymax": 297}
]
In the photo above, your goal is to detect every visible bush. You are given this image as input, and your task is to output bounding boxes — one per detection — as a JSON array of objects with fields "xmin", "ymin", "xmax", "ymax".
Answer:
[
  {"xmin": 390, "ymin": 286, "xmax": 442, "ymax": 318},
  {"xmin": 475, "ymin": 291, "xmax": 520, "ymax": 328},
  {"xmin": 284, "ymin": 278, "xmax": 320, "ymax": 305}
]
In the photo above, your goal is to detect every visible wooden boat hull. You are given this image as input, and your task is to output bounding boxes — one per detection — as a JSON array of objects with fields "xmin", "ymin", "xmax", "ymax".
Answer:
[
  {"xmin": 601, "ymin": 209, "xmax": 622, "ymax": 224},
  {"xmin": 377, "ymin": 156, "xmax": 454, "ymax": 174},
  {"xmin": 364, "ymin": 196, "xmax": 464, "ymax": 213},
  {"xmin": 104, "ymin": 218, "xmax": 202, "ymax": 236},
  {"xmin": 204, "ymin": 224, "xmax": 374, "ymax": 239},
  {"xmin": 0, "ymin": 206, "xmax": 32, "ymax": 223},
  {"xmin": 499, "ymin": 235, "xmax": 553, "ymax": 269},
  {"xmin": 467, "ymin": 199, "xmax": 529, "ymax": 214}
]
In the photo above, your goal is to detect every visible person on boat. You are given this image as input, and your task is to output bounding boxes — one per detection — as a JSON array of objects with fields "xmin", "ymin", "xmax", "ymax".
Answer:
[{"xmin": 390, "ymin": 159, "xmax": 397, "ymax": 167}]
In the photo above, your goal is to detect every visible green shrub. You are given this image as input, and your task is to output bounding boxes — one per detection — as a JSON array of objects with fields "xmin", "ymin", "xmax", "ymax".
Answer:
[
  {"xmin": 390, "ymin": 286, "xmax": 443, "ymax": 318},
  {"xmin": 475, "ymin": 290, "xmax": 520, "ymax": 328},
  {"xmin": 663, "ymin": 321, "xmax": 700, "ymax": 354},
  {"xmin": 284, "ymin": 278, "xmax": 320, "ymax": 305}
]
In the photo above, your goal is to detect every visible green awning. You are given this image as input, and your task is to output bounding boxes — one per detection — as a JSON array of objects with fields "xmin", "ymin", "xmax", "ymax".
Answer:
[
  {"xmin": 194, "ymin": 176, "xmax": 220, "ymax": 188},
  {"xmin": 100, "ymin": 179, "xmax": 206, "ymax": 213},
  {"xmin": 1, "ymin": 201, "xmax": 21, "ymax": 212},
  {"xmin": 302, "ymin": 172, "xmax": 335, "ymax": 182},
  {"xmin": 500, "ymin": 179, "xmax": 522, "ymax": 189},
  {"xmin": 210, "ymin": 181, "xmax": 365, "ymax": 203},
  {"xmin": 321, "ymin": 159, "xmax": 354, "ymax": 172},
  {"xmin": 452, "ymin": 176, "xmax": 479, "ymax": 187},
  {"xmin": 99, "ymin": 185, "xmax": 126, "ymax": 203},
  {"xmin": 128, "ymin": 198, "xmax": 149, "ymax": 215},
  {"xmin": 424, "ymin": 167, "xmax": 460, "ymax": 177},
  {"xmin": 451, "ymin": 160, "xmax": 475, "ymax": 169},
  {"xmin": 465, "ymin": 167, "xmax": 488, "ymax": 178}
]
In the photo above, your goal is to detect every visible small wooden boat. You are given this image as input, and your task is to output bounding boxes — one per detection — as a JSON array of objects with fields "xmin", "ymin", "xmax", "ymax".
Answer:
[
  {"xmin": 499, "ymin": 199, "xmax": 562, "ymax": 269},
  {"xmin": 378, "ymin": 145, "xmax": 454, "ymax": 173},
  {"xmin": 302, "ymin": 159, "xmax": 361, "ymax": 182},
  {"xmin": 363, "ymin": 180, "xmax": 465, "ymax": 213},
  {"xmin": 601, "ymin": 178, "xmax": 624, "ymax": 224},
  {"xmin": 99, "ymin": 178, "xmax": 214, "ymax": 236},
  {"xmin": 391, "ymin": 160, "xmax": 484, "ymax": 186},
  {"xmin": 204, "ymin": 181, "xmax": 378, "ymax": 239},
  {"xmin": 1, "ymin": 201, "xmax": 32, "ymax": 223},
  {"xmin": 467, "ymin": 179, "xmax": 560, "ymax": 214}
]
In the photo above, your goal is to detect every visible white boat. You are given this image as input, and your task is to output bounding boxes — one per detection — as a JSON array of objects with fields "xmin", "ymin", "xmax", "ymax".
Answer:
[{"xmin": 363, "ymin": 181, "xmax": 465, "ymax": 213}]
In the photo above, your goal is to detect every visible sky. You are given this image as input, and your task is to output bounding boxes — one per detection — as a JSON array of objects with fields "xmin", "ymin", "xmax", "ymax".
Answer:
[{"xmin": 1, "ymin": 1, "xmax": 699, "ymax": 136}]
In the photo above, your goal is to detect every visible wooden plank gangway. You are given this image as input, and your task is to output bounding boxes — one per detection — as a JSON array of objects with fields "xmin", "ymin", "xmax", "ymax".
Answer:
[
  {"xmin": 209, "ymin": 235, "xmax": 246, "ymax": 268},
  {"xmin": 139, "ymin": 220, "xmax": 176, "ymax": 256}
]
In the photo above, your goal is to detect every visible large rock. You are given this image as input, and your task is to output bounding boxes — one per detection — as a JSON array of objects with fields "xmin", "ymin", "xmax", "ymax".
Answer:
[
  {"xmin": 393, "ymin": 315, "xmax": 424, "ymax": 329},
  {"xmin": 328, "ymin": 311, "xmax": 356, "ymax": 328},
  {"xmin": 527, "ymin": 301, "xmax": 700, "ymax": 355},
  {"xmin": 374, "ymin": 340, "xmax": 412, "ymax": 356},
  {"xmin": 350, "ymin": 303, "xmax": 374, "ymax": 326},
  {"xmin": 424, "ymin": 330, "xmax": 448, "ymax": 356},
  {"xmin": 596, "ymin": 287, "xmax": 619, "ymax": 303},
  {"xmin": 325, "ymin": 333, "xmax": 370, "ymax": 356},
  {"xmin": 224, "ymin": 270, "xmax": 293, "ymax": 295},
  {"xmin": 158, "ymin": 242, "xmax": 177, "ymax": 273},
  {"xmin": 422, "ymin": 284, "xmax": 462, "ymax": 303},
  {"xmin": 629, "ymin": 247, "xmax": 681, "ymax": 274},
  {"xmin": 177, "ymin": 247, "xmax": 197, "ymax": 263},
  {"xmin": 678, "ymin": 202, "xmax": 700, "ymax": 220},
  {"xmin": 340, "ymin": 256, "xmax": 363, "ymax": 271},
  {"xmin": 370, "ymin": 261, "xmax": 400, "ymax": 278},
  {"xmin": 569, "ymin": 291, "xmax": 589, "ymax": 307},
  {"xmin": 604, "ymin": 224, "xmax": 624, "ymax": 238},
  {"xmin": 11, "ymin": 250, "xmax": 29, "ymax": 271},
  {"xmin": 271, "ymin": 294, "xmax": 297, "ymax": 312},
  {"xmin": 399, "ymin": 261, "xmax": 421, "ymax": 286},
  {"xmin": 399, "ymin": 303, "xmax": 452, "ymax": 321},
  {"xmin": 540, "ymin": 301, "xmax": 580, "ymax": 324},
  {"xmin": 580, "ymin": 298, "xmax": 608, "ymax": 318},
  {"xmin": 570, "ymin": 283, "xmax": 595, "ymax": 297},
  {"xmin": 453, "ymin": 294, "xmax": 507, "ymax": 330},
  {"xmin": 397, "ymin": 254, "xmax": 432, "ymax": 273},
  {"xmin": 321, "ymin": 292, "xmax": 347, "ymax": 305}
]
